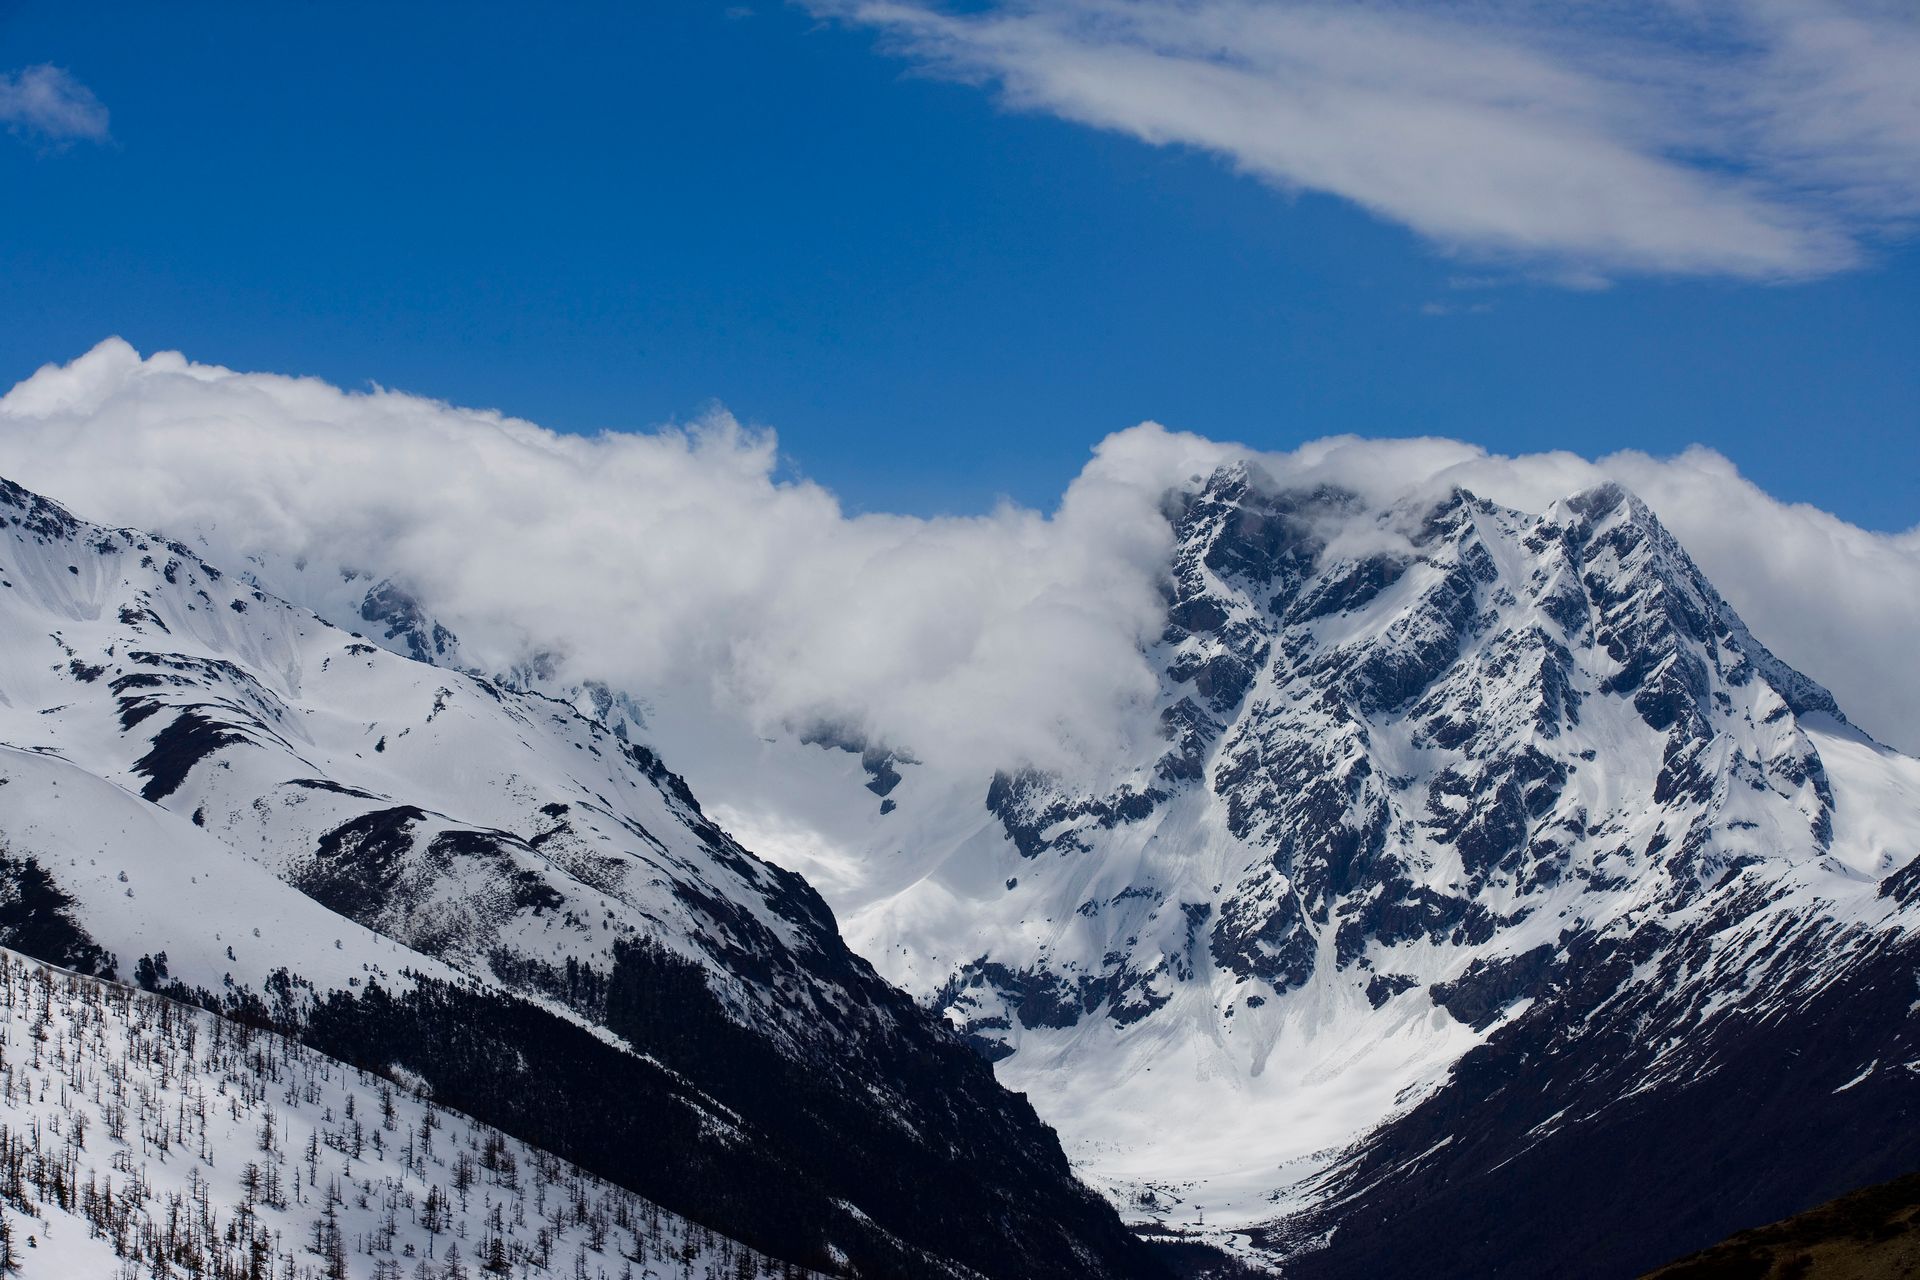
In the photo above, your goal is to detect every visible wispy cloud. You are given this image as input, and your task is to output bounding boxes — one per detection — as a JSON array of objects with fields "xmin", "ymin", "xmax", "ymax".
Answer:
[
  {"xmin": 0, "ymin": 64, "xmax": 110, "ymax": 146},
  {"xmin": 818, "ymin": 0, "xmax": 1920, "ymax": 282}
]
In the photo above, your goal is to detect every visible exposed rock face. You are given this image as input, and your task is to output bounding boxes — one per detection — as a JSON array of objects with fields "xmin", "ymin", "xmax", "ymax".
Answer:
[
  {"xmin": 947, "ymin": 467, "xmax": 1844, "ymax": 1052},
  {"xmin": 359, "ymin": 579, "xmax": 460, "ymax": 664}
]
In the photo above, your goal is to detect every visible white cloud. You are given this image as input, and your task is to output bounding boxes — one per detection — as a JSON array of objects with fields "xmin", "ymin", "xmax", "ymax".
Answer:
[
  {"xmin": 0, "ymin": 340, "xmax": 1220, "ymax": 778},
  {"xmin": 817, "ymin": 0, "xmax": 1920, "ymax": 281},
  {"xmin": 1, "ymin": 340, "xmax": 1916, "ymax": 774},
  {"xmin": 0, "ymin": 65, "xmax": 109, "ymax": 145}
]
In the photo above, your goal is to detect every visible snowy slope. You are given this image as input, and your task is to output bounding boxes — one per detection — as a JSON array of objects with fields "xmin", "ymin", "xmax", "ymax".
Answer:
[
  {"xmin": 0, "ymin": 743, "xmax": 462, "ymax": 1002},
  {"xmin": 0, "ymin": 471, "xmax": 852, "ymax": 1043},
  {"xmin": 0, "ymin": 946, "xmax": 820, "ymax": 1280},
  {"xmin": 0, "ymin": 475, "xmax": 1159, "ymax": 1280}
]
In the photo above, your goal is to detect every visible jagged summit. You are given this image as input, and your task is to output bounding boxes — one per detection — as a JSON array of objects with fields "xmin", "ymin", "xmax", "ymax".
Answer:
[{"xmin": 955, "ymin": 467, "xmax": 1850, "ymax": 1048}]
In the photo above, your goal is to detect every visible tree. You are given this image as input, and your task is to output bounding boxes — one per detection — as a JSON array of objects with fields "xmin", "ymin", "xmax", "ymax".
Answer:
[
  {"xmin": 132, "ymin": 951, "xmax": 169, "ymax": 991},
  {"xmin": 240, "ymin": 1162, "xmax": 262, "ymax": 1209},
  {"xmin": 0, "ymin": 853, "xmax": 117, "ymax": 977}
]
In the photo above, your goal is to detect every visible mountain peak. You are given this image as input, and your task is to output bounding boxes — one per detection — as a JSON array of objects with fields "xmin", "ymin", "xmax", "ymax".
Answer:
[{"xmin": 910, "ymin": 470, "xmax": 1898, "ymax": 1257}]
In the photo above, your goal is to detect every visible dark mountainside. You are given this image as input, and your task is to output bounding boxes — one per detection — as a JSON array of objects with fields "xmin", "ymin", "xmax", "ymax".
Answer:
[
  {"xmin": 1276, "ymin": 918, "xmax": 1920, "ymax": 1279},
  {"xmin": 1641, "ymin": 1171, "xmax": 1920, "ymax": 1280}
]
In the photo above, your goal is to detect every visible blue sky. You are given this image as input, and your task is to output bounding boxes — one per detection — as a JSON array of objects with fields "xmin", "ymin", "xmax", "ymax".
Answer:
[{"xmin": 2, "ymin": 0, "xmax": 1916, "ymax": 528}]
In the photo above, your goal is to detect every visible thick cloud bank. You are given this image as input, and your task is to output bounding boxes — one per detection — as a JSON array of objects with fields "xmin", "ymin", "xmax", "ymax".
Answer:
[{"xmin": 2, "ymin": 339, "xmax": 1916, "ymax": 762}]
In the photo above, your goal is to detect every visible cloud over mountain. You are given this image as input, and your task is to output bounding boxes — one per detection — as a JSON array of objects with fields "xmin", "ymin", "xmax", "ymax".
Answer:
[{"xmin": 2, "ymin": 339, "xmax": 1915, "ymax": 768}]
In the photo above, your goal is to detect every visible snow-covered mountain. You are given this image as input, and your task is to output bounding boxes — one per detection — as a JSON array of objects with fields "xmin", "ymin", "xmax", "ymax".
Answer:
[
  {"xmin": 0, "ymin": 474, "xmax": 1162, "ymax": 1280},
  {"xmin": 52, "ymin": 455, "xmax": 1920, "ymax": 1278},
  {"xmin": 907, "ymin": 467, "xmax": 1920, "ymax": 1276}
]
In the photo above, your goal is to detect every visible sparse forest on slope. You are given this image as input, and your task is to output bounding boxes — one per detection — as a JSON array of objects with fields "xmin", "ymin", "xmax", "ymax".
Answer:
[{"xmin": 0, "ymin": 946, "xmax": 818, "ymax": 1279}]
